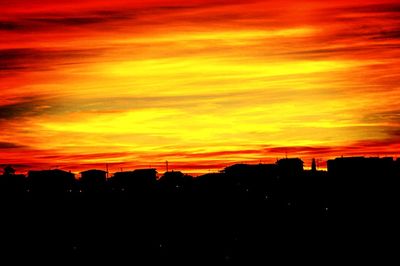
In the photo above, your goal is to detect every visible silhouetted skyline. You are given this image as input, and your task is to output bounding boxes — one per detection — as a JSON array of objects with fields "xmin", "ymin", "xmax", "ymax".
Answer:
[
  {"xmin": 2, "ymin": 156, "xmax": 399, "ymax": 194},
  {"xmin": 1, "ymin": 155, "xmax": 397, "ymax": 263},
  {"xmin": 2, "ymin": 154, "xmax": 400, "ymax": 176}
]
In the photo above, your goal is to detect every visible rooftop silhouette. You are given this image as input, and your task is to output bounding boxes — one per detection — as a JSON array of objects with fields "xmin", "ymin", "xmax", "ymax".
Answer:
[{"xmin": 0, "ymin": 156, "xmax": 397, "ymax": 264}]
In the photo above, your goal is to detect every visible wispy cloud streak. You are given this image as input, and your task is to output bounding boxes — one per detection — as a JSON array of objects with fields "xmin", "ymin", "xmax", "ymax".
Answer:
[{"xmin": 1, "ymin": 0, "xmax": 399, "ymax": 173}]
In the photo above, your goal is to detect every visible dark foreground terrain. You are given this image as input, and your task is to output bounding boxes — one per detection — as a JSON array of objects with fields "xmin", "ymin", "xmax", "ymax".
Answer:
[{"xmin": 1, "ymin": 158, "xmax": 398, "ymax": 264}]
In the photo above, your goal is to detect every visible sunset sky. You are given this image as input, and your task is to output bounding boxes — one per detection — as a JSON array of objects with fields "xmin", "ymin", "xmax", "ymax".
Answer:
[{"xmin": 1, "ymin": 0, "xmax": 400, "ymax": 174}]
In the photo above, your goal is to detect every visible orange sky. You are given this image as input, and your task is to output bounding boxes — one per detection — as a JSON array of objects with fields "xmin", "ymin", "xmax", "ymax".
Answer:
[{"xmin": 1, "ymin": 0, "xmax": 400, "ymax": 174}]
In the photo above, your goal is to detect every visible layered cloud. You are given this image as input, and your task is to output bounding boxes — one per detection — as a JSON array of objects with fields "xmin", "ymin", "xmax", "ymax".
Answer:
[{"xmin": 1, "ymin": 0, "xmax": 399, "ymax": 173}]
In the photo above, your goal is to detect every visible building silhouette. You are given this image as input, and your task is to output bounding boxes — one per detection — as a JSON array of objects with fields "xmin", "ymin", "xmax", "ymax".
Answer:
[
  {"xmin": 276, "ymin": 158, "xmax": 304, "ymax": 178},
  {"xmin": 110, "ymin": 168, "xmax": 157, "ymax": 193},
  {"xmin": 0, "ymin": 165, "xmax": 25, "ymax": 197},
  {"xmin": 1, "ymin": 155, "xmax": 397, "ymax": 263},
  {"xmin": 327, "ymin": 156, "xmax": 396, "ymax": 217},
  {"xmin": 27, "ymin": 169, "xmax": 76, "ymax": 196},
  {"xmin": 80, "ymin": 169, "xmax": 107, "ymax": 194},
  {"xmin": 158, "ymin": 170, "xmax": 192, "ymax": 192},
  {"xmin": 327, "ymin": 156, "xmax": 395, "ymax": 179}
]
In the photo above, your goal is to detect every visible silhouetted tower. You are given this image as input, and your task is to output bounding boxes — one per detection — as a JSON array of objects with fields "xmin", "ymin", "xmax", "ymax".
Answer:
[{"xmin": 311, "ymin": 158, "xmax": 317, "ymax": 173}]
